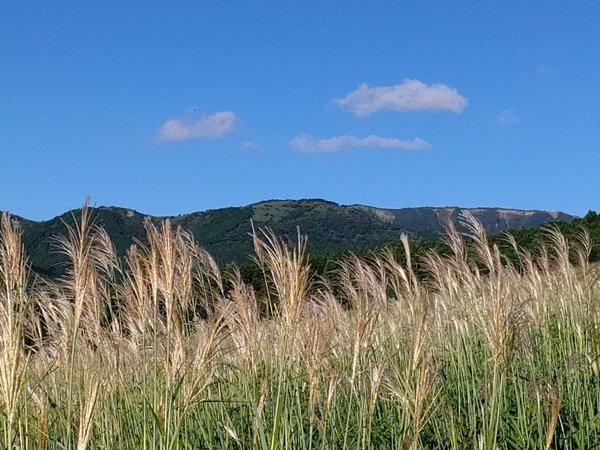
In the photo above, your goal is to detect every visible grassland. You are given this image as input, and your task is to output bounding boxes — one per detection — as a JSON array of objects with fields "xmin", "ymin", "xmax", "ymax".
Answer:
[{"xmin": 1, "ymin": 204, "xmax": 599, "ymax": 449}]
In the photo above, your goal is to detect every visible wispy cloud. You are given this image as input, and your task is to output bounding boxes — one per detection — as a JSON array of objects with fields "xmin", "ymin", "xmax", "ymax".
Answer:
[
  {"xmin": 242, "ymin": 141, "xmax": 264, "ymax": 152},
  {"xmin": 334, "ymin": 79, "xmax": 468, "ymax": 117},
  {"xmin": 496, "ymin": 108, "xmax": 518, "ymax": 127},
  {"xmin": 157, "ymin": 111, "xmax": 238, "ymax": 141},
  {"xmin": 289, "ymin": 134, "xmax": 431, "ymax": 153},
  {"xmin": 536, "ymin": 64, "xmax": 550, "ymax": 75},
  {"xmin": 536, "ymin": 64, "xmax": 557, "ymax": 76}
]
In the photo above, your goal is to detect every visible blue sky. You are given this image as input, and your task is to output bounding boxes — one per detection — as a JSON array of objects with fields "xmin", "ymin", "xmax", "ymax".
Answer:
[{"xmin": 1, "ymin": 1, "xmax": 599, "ymax": 220}]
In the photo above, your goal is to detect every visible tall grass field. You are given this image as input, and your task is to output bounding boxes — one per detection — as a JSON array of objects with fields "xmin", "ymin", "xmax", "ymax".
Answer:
[{"xmin": 1, "ymin": 205, "xmax": 600, "ymax": 449}]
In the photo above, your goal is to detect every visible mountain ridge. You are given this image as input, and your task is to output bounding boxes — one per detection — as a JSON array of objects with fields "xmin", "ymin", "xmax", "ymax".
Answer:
[
  {"xmin": 1, "ymin": 198, "xmax": 576, "ymax": 278},
  {"xmin": 2, "ymin": 199, "xmax": 574, "ymax": 224}
]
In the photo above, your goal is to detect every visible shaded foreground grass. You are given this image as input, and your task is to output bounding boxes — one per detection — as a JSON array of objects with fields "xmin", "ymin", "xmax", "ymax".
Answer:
[{"xmin": 1, "ymin": 204, "xmax": 600, "ymax": 449}]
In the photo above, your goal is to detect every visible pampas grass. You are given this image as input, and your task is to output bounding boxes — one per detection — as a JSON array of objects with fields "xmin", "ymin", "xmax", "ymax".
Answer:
[{"xmin": 1, "ymin": 204, "xmax": 600, "ymax": 448}]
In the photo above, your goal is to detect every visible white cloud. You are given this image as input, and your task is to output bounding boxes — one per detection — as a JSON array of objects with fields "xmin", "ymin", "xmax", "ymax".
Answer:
[
  {"xmin": 496, "ymin": 108, "xmax": 518, "ymax": 127},
  {"xmin": 157, "ymin": 111, "xmax": 238, "ymax": 141},
  {"xmin": 289, "ymin": 134, "xmax": 431, "ymax": 153},
  {"xmin": 334, "ymin": 79, "xmax": 468, "ymax": 117}
]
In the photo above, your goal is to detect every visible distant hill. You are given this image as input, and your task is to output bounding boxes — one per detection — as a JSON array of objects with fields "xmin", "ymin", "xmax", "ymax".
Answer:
[{"xmin": 2, "ymin": 199, "xmax": 575, "ymax": 278}]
